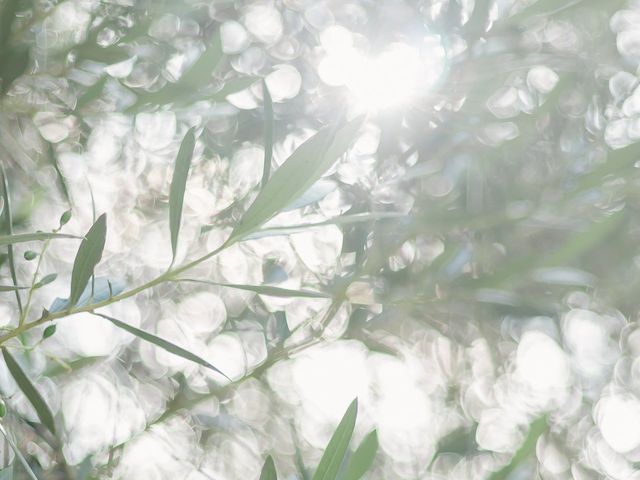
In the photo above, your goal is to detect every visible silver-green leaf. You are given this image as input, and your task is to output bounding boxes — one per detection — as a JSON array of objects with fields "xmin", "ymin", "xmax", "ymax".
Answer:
[
  {"xmin": 169, "ymin": 127, "xmax": 196, "ymax": 261},
  {"xmin": 312, "ymin": 398, "xmax": 358, "ymax": 480},
  {"xmin": 69, "ymin": 214, "xmax": 107, "ymax": 307},
  {"xmin": 95, "ymin": 313, "xmax": 229, "ymax": 380},
  {"xmin": 342, "ymin": 430, "xmax": 378, "ymax": 480},
  {"xmin": 259, "ymin": 455, "xmax": 277, "ymax": 480},
  {"xmin": 229, "ymin": 116, "xmax": 364, "ymax": 243}
]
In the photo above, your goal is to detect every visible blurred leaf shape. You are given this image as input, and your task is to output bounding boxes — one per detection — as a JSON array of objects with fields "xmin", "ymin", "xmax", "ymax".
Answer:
[
  {"xmin": 176, "ymin": 278, "xmax": 330, "ymax": 298},
  {"xmin": 75, "ymin": 75, "xmax": 107, "ymax": 111},
  {"xmin": 0, "ymin": 424, "xmax": 37, "ymax": 480},
  {"xmin": 94, "ymin": 313, "xmax": 230, "ymax": 380},
  {"xmin": 169, "ymin": 128, "xmax": 196, "ymax": 262},
  {"xmin": 49, "ymin": 277, "xmax": 125, "ymax": 313},
  {"xmin": 242, "ymin": 212, "xmax": 402, "ymax": 241},
  {"xmin": 259, "ymin": 455, "xmax": 277, "ymax": 480},
  {"xmin": 68, "ymin": 214, "xmax": 107, "ymax": 308},
  {"xmin": 1, "ymin": 348, "xmax": 56, "ymax": 436},
  {"xmin": 210, "ymin": 76, "xmax": 260, "ymax": 101},
  {"xmin": 0, "ymin": 232, "xmax": 82, "ymax": 247},
  {"xmin": 0, "ymin": 47, "xmax": 29, "ymax": 96},
  {"xmin": 342, "ymin": 429, "xmax": 378, "ymax": 480},
  {"xmin": 127, "ymin": 30, "xmax": 224, "ymax": 111},
  {"xmin": 488, "ymin": 416, "xmax": 547, "ymax": 480},
  {"xmin": 1, "ymin": 166, "xmax": 22, "ymax": 314},
  {"xmin": 230, "ymin": 117, "xmax": 364, "ymax": 243},
  {"xmin": 261, "ymin": 79, "xmax": 274, "ymax": 189},
  {"xmin": 0, "ymin": 464, "xmax": 12, "ymax": 480},
  {"xmin": 0, "ymin": 285, "xmax": 28, "ymax": 292},
  {"xmin": 312, "ymin": 398, "xmax": 358, "ymax": 480}
]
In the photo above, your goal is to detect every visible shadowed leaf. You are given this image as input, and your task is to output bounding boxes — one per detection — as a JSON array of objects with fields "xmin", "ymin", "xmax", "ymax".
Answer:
[
  {"xmin": 488, "ymin": 416, "xmax": 547, "ymax": 480},
  {"xmin": 169, "ymin": 128, "xmax": 196, "ymax": 261},
  {"xmin": 1, "ymin": 166, "xmax": 22, "ymax": 314},
  {"xmin": 69, "ymin": 214, "xmax": 107, "ymax": 307},
  {"xmin": 2, "ymin": 348, "xmax": 56, "ymax": 435}
]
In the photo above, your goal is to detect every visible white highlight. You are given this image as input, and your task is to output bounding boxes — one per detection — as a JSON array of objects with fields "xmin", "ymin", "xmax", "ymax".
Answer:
[{"xmin": 318, "ymin": 26, "xmax": 445, "ymax": 111}]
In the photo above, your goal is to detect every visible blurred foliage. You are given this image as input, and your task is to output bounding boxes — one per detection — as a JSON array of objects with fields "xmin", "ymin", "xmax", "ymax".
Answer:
[{"xmin": 0, "ymin": 0, "xmax": 640, "ymax": 479}]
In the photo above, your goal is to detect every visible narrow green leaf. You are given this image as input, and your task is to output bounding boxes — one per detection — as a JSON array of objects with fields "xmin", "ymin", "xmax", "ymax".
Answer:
[
  {"xmin": 260, "ymin": 455, "xmax": 277, "ymax": 480},
  {"xmin": 261, "ymin": 79, "xmax": 273, "ymax": 189},
  {"xmin": 312, "ymin": 399, "xmax": 358, "ymax": 480},
  {"xmin": 34, "ymin": 273, "xmax": 57, "ymax": 289},
  {"xmin": 0, "ymin": 166, "xmax": 21, "ymax": 315},
  {"xmin": 2, "ymin": 348, "xmax": 56, "ymax": 435},
  {"xmin": 0, "ymin": 424, "xmax": 37, "ymax": 480},
  {"xmin": 175, "ymin": 279, "xmax": 330, "ymax": 298},
  {"xmin": 169, "ymin": 128, "xmax": 196, "ymax": 261},
  {"xmin": 68, "ymin": 214, "xmax": 107, "ymax": 307},
  {"xmin": 230, "ymin": 117, "xmax": 364, "ymax": 243},
  {"xmin": 0, "ymin": 285, "xmax": 28, "ymax": 292},
  {"xmin": 342, "ymin": 430, "xmax": 378, "ymax": 480},
  {"xmin": 94, "ymin": 313, "xmax": 230, "ymax": 380},
  {"xmin": 0, "ymin": 232, "xmax": 82, "ymax": 247}
]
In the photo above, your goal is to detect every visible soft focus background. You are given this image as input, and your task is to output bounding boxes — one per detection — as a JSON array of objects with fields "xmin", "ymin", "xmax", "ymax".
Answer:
[{"xmin": 2, "ymin": 0, "xmax": 640, "ymax": 478}]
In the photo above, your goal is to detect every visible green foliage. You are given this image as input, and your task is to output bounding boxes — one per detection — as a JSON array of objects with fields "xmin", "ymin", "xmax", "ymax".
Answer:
[
  {"xmin": 68, "ymin": 214, "xmax": 107, "ymax": 307},
  {"xmin": 1, "ymin": 348, "xmax": 56, "ymax": 435},
  {"xmin": 488, "ymin": 417, "xmax": 548, "ymax": 480},
  {"xmin": 94, "ymin": 313, "xmax": 229, "ymax": 379},
  {"xmin": 342, "ymin": 430, "xmax": 378, "ymax": 480},
  {"xmin": 259, "ymin": 456, "xmax": 277, "ymax": 480},
  {"xmin": 169, "ymin": 128, "xmax": 196, "ymax": 262},
  {"xmin": 0, "ymin": 232, "xmax": 82, "ymax": 247},
  {"xmin": 261, "ymin": 79, "xmax": 274, "ymax": 189},
  {"xmin": 230, "ymin": 117, "xmax": 364, "ymax": 243},
  {"xmin": 42, "ymin": 324, "xmax": 56, "ymax": 339},
  {"xmin": 312, "ymin": 399, "xmax": 359, "ymax": 480}
]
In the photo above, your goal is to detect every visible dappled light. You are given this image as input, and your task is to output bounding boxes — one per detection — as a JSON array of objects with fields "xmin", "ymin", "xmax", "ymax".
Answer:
[{"xmin": 1, "ymin": 0, "xmax": 640, "ymax": 479}]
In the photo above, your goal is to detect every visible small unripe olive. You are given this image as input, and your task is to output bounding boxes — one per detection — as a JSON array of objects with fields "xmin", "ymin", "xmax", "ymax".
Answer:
[
  {"xmin": 43, "ymin": 325, "xmax": 56, "ymax": 339},
  {"xmin": 59, "ymin": 210, "xmax": 72, "ymax": 227},
  {"xmin": 23, "ymin": 250, "xmax": 37, "ymax": 261}
]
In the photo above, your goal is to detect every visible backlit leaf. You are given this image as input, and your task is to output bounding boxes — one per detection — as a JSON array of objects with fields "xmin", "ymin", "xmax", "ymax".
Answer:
[
  {"xmin": 169, "ymin": 127, "xmax": 196, "ymax": 261},
  {"xmin": 95, "ymin": 313, "xmax": 230, "ymax": 380},
  {"xmin": 229, "ymin": 116, "xmax": 364, "ymax": 243},
  {"xmin": 342, "ymin": 430, "xmax": 378, "ymax": 480},
  {"xmin": 312, "ymin": 398, "xmax": 358, "ymax": 480}
]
